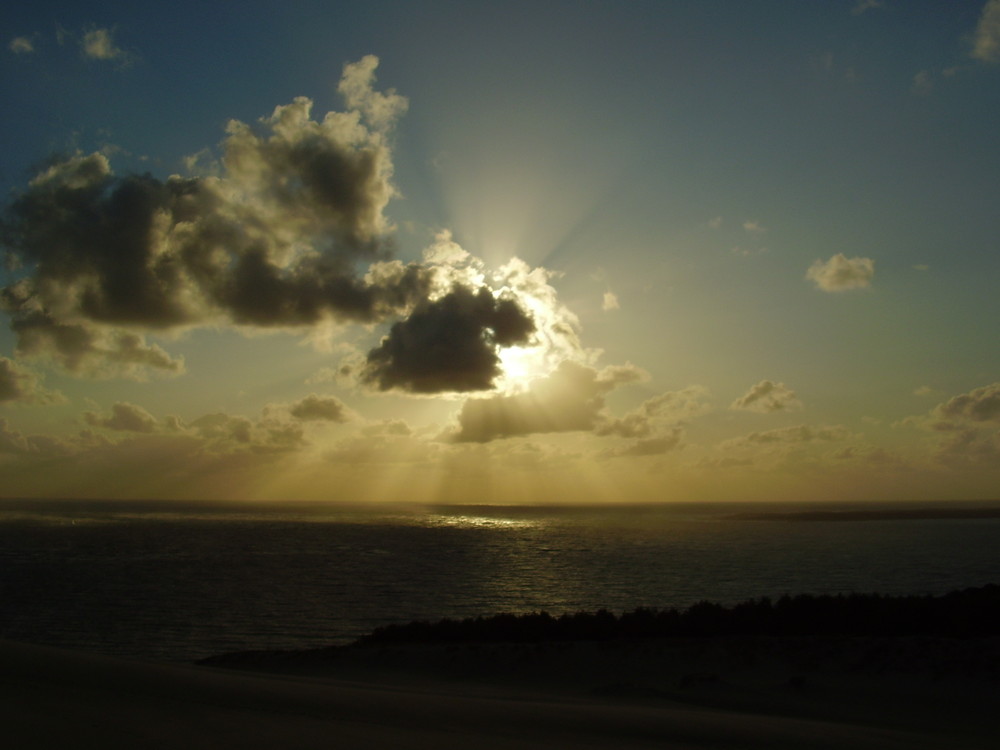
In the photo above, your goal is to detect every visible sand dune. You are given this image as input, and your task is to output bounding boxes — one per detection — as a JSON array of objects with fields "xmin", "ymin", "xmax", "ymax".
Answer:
[{"xmin": 2, "ymin": 638, "xmax": 994, "ymax": 749}]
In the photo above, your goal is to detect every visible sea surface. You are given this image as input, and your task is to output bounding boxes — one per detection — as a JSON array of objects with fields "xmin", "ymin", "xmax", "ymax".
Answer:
[{"xmin": 2, "ymin": 498, "xmax": 999, "ymax": 662}]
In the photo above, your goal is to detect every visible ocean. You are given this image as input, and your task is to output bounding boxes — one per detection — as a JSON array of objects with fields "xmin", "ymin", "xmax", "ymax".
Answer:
[{"xmin": 2, "ymin": 499, "xmax": 998, "ymax": 662}]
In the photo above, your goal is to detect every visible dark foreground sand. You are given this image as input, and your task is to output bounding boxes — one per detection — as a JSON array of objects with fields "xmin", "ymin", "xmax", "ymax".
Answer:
[{"xmin": 2, "ymin": 637, "xmax": 997, "ymax": 749}]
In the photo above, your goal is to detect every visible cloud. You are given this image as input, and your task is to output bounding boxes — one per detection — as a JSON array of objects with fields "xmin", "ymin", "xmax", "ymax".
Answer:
[
  {"xmin": 186, "ymin": 412, "xmax": 305, "ymax": 454},
  {"xmin": 0, "ymin": 58, "xmax": 429, "ymax": 377},
  {"xmin": 0, "ymin": 417, "xmax": 74, "ymax": 455},
  {"xmin": 851, "ymin": 0, "xmax": 883, "ymax": 15},
  {"xmin": 972, "ymin": 0, "xmax": 1000, "ymax": 63},
  {"xmin": 742, "ymin": 220, "xmax": 766, "ymax": 234},
  {"xmin": 601, "ymin": 430, "xmax": 683, "ymax": 459},
  {"xmin": 917, "ymin": 385, "xmax": 1000, "ymax": 466},
  {"xmin": 911, "ymin": 70, "xmax": 934, "ymax": 95},
  {"xmin": 602, "ymin": 291, "xmax": 619, "ymax": 311},
  {"xmin": 9, "ymin": 37, "xmax": 34, "ymax": 54},
  {"xmin": 337, "ymin": 55, "xmax": 408, "ymax": 131},
  {"xmin": 932, "ymin": 382, "xmax": 1000, "ymax": 424},
  {"xmin": 361, "ymin": 286, "xmax": 535, "ymax": 393},
  {"xmin": 596, "ymin": 385, "xmax": 709, "ymax": 438},
  {"xmin": 805, "ymin": 253, "xmax": 874, "ymax": 292},
  {"xmin": 288, "ymin": 393, "xmax": 353, "ymax": 422},
  {"xmin": 84, "ymin": 402, "xmax": 158, "ymax": 433},
  {"xmin": 726, "ymin": 424, "xmax": 851, "ymax": 448},
  {"xmin": 451, "ymin": 360, "xmax": 646, "ymax": 442},
  {"xmin": 707, "ymin": 216, "xmax": 723, "ymax": 229},
  {"xmin": 80, "ymin": 27, "xmax": 129, "ymax": 63},
  {"xmin": 360, "ymin": 419, "xmax": 412, "ymax": 436},
  {"xmin": 0, "ymin": 357, "xmax": 65, "ymax": 404},
  {"xmin": 731, "ymin": 380, "xmax": 802, "ymax": 413}
]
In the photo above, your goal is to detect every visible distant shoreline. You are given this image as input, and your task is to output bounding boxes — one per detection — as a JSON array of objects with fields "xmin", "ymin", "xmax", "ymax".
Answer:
[{"xmin": 727, "ymin": 508, "xmax": 1000, "ymax": 522}]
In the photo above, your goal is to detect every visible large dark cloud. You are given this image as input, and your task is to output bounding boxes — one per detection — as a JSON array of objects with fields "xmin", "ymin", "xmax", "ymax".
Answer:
[
  {"xmin": 0, "ymin": 57, "xmax": 432, "ymax": 377},
  {"xmin": 362, "ymin": 286, "xmax": 535, "ymax": 393}
]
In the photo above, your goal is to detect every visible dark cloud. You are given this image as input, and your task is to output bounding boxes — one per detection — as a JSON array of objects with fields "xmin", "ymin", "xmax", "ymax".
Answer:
[
  {"xmin": 452, "ymin": 360, "xmax": 645, "ymax": 442},
  {"xmin": 0, "ymin": 57, "xmax": 429, "ymax": 377},
  {"xmin": 362, "ymin": 286, "xmax": 535, "ymax": 393}
]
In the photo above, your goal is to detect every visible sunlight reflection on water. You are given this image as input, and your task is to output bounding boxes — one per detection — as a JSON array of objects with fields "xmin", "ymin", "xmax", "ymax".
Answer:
[{"xmin": 2, "ymin": 499, "xmax": 999, "ymax": 662}]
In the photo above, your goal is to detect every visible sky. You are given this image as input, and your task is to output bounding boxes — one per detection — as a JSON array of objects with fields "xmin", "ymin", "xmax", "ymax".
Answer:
[{"xmin": 1, "ymin": 0, "xmax": 998, "ymax": 505}]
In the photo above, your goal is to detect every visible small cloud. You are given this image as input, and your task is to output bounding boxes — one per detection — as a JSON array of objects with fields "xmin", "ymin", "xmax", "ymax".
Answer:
[
  {"xmin": 731, "ymin": 380, "xmax": 802, "ymax": 414},
  {"xmin": 743, "ymin": 220, "xmax": 766, "ymax": 234},
  {"xmin": 727, "ymin": 424, "xmax": 851, "ymax": 448},
  {"xmin": 913, "ymin": 385, "xmax": 934, "ymax": 397},
  {"xmin": 597, "ymin": 385, "xmax": 709, "ymax": 439},
  {"xmin": 707, "ymin": 216, "xmax": 723, "ymax": 229},
  {"xmin": 601, "ymin": 431, "xmax": 682, "ymax": 459},
  {"xmin": 806, "ymin": 253, "xmax": 874, "ymax": 292},
  {"xmin": 912, "ymin": 70, "xmax": 934, "ymax": 95},
  {"xmin": 602, "ymin": 291, "xmax": 620, "ymax": 312},
  {"xmin": 730, "ymin": 246, "xmax": 768, "ymax": 257},
  {"xmin": 971, "ymin": 0, "xmax": 1000, "ymax": 63},
  {"xmin": 288, "ymin": 394, "xmax": 353, "ymax": 422},
  {"xmin": 84, "ymin": 402, "xmax": 158, "ymax": 433},
  {"xmin": 80, "ymin": 27, "xmax": 132, "ymax": 65},
  {"xmin": 9, "ymin": 37, "xmax": 35, "ymax": 54},
  {"xmin": 913, "ymin": 264, "xmax": 930, "ymax": 272},
  {"xmin": 852, "ymin": 0, "xmax": 884, "ymax": 15}
]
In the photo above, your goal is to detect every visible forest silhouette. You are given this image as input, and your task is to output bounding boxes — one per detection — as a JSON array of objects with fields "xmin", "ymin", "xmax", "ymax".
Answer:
[{"xmin": 357, "ymin": 585, "xmax": 1000, "ymax": 646}]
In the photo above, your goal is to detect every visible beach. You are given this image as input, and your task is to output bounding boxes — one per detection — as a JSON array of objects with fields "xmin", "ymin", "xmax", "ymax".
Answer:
[{"xmin": 3, "ymin": 636, "xmax": 996, "ymax": 749}]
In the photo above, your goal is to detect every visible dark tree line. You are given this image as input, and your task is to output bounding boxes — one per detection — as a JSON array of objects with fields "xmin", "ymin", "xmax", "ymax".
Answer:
[{"xmin": 356, "ymin": 585, "xmax": 1000, "ymax": 646}]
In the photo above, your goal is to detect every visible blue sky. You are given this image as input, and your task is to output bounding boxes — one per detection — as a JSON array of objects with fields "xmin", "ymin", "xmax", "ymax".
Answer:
[{"xmin": 1, "ymin": 1, "xmax": 998, "ymax": 503}]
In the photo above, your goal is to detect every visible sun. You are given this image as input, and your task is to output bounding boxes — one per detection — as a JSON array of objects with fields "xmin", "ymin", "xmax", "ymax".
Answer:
[{"xmin": 496, "ymin": 345, "xmax": 548, "ymax": 394}]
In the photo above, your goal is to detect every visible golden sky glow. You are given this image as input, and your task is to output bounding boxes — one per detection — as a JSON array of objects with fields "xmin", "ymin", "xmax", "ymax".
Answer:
[{"xmin": 1, "ymin": 3, "xmax": 999, "ymax": 504}]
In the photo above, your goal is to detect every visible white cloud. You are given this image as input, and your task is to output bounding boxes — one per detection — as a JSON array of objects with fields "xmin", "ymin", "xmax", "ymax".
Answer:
[
  {"xmin": 972, "ymin": 0, "xmax": 1000, "ymax": 63},
  {"xmin": 743, "ymin": 220, "xmax": 766, "ymax": 234},
  {"xmin": 707, "ymin": 216, "xmax": 723, "ymax": 229},
  {"xmin": 602, "ymin": 291, "xmax": 620, "ymax": 311},
  {"xmin": 731, "ymin": 380, "xmax": 802, "ymax": 413},
  {"xmin": 806, "ymin": 253, "xmax": 874, "ymax": 292}
]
